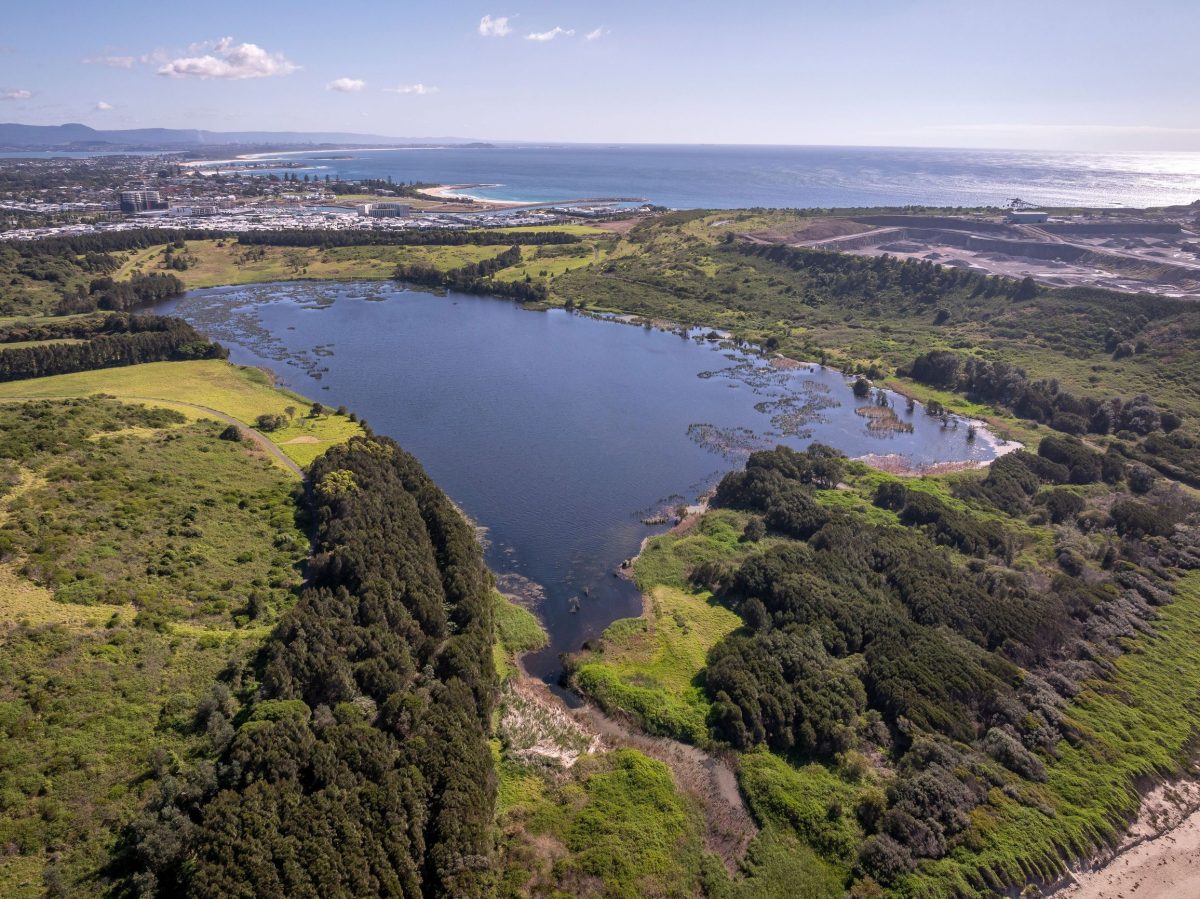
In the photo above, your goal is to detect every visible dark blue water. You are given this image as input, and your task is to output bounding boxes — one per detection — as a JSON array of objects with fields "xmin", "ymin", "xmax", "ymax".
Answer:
[
  {"xmin": 229, "ymin": 144, "xmax": 1200, "ymax": 209},
  {"xmin": 155, "ymin": 282, "xmax": 1001, "ymax": 686}
]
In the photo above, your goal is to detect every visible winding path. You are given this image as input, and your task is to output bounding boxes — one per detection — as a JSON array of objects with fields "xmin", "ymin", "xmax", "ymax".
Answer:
[{"xmin": 0, "ymin": 394, "xmax": 304, "ymax": 478}]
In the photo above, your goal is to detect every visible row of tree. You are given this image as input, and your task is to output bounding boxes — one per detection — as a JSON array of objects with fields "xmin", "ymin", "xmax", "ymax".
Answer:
[
  {"xmin": 905, "ymin": 349, "xmax": 1182, "ymax": 437},
  {"xmin": 0, "ymin": 314, "xmax": 225, "ymax": 381},
  {"xmin": 393, "ymin": 246, "xmax": 549, "ymax": 302},
  {"xmin": 236, "ymin": 229, "xmax": 579, "ymax": 248},
  {"xmin": 7, "ymin": 227, "xmax": 578, "ymax": 261},
  {"xmin": 903, "ymin": 349, "xmax": 1198, "ymax": 486},
  {"xmin": 95, "ymin": 272, "xmax": 186, "ymax": 310},
  {"xmin": 737, "ymin": 242, "xmax": 1034, "ymax": 304}
]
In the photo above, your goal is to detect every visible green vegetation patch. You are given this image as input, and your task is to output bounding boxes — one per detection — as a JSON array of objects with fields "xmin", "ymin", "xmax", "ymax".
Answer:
[
  {"xmin": 905, "ymin": 569, "xmax": 1200, "ymax": 896},
  {"xmin": 632, "ymin": 509, "xmax": 766, "ymax": 592},
  {"xmin": 0, "ymin": 396, "xmax": 307, "ymax": 895},
  {"xmin": 493, "ymin": 590, "xmax": 548, "ymax": 680},
  {"xmin": 739, "ymin": 752, "xmax": 866, "ymax": 867},
  {"xmin": 0, "ymin": 360, "xmax": 364, "ymax": 468},
  {"xmin": 572, "ymin": 585, "xmax": 741, "ymax": 744},
  {"xmin": 0, "ymin": 400, "xmax": 304, "ymax": 624},
  {"xmin": 497, "ymin": 749, "xmax": 708, "ymax": 899}
]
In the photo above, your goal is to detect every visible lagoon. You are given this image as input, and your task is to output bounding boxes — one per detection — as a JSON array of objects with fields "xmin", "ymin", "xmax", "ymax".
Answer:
[{"xmin": 154, "ymin": 282, "xmax": 1002, "ymax": 687}]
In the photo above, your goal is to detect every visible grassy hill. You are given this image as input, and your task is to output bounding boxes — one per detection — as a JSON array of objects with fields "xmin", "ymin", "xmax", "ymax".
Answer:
[{"xmin": 0, "ymin": 397, "xmax": 309, "ymax": 895}]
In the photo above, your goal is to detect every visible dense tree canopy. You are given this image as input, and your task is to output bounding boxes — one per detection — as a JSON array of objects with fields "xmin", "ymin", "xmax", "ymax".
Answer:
[
  {"xmin": 699, "ymin": 442, "xmax": 1199, "ymax": 883},
  {"xmin": 0, "ymin": 314, "xmax": 225, "ymax": 381},
  {"xmin": 394, "ymin": 246, "xmax": 548, "ymax": 302},
  {"xmin": 116, "ymin": 436, "xmax": 497, "ymax": 898}
]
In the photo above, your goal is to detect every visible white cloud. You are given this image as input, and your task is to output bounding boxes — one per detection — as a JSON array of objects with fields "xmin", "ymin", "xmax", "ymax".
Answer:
[
  {"xmin": 1, "ymin": 89, "xmax": 32, "ymax": 100},
  {"xmin": 478, "ymin": 15, "xmax": 513, "ymax": 37},
  {"xmin": 385, "ymin": 83, "xmax": 438, "ymax": 95},
  {"xmin": 585, "ymin": 27, "xmax": 609, "ymax": 41},
  {"xmin": 156, "ymin": 37, "xmax": 298, "ymax": 80},
  {"xmin": 94, "ymin": 100, "xmax": 114, "ymax": 111},
  {"xmin": 326, "ymin": 77, "xmax": 365, "ymax": 93},
  {"xmin": 526, "ymin": 26, "xmax": 574, "ymax": 42},
  {"xmin": 83, "ymin": 55, "xmax": 135, "ymax": 68}
]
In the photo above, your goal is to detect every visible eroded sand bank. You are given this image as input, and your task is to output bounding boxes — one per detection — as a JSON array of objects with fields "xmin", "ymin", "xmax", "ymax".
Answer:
[{"xmin": 1052, "ymin": 779, "xmax": 1200, "ymax": 899}]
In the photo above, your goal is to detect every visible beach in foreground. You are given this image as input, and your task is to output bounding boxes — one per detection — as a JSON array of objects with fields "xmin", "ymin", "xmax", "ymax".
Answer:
[{"xmin": 1054, "ymin": 780, "xmax": 1200, "ymax": 899}]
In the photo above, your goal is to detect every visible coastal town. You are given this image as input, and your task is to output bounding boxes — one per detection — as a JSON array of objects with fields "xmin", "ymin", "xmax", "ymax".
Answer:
[{"xmin": 0, "ymin": 152, "xmax": 650, "ymax": 240}]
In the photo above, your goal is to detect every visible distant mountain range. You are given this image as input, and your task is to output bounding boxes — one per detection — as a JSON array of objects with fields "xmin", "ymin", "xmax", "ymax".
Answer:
[{"xmin": 0, "ymin": 122, "xmax": 482, "ymax": 149}]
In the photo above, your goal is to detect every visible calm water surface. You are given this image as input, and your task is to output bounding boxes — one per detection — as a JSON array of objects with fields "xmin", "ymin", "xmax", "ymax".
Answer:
[{"xmin": 156, "ymin": 282, "xmax": 999, "ymax": 687}]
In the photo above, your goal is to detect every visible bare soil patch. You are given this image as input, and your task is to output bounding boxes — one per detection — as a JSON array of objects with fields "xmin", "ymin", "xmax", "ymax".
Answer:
[
  {"xmin": 747, "ymin": 218, "xmax": 872, "ymax": 243},
  {"xmin": 509, "ymin": 666, "xmax": 757, "ymax": 873}
]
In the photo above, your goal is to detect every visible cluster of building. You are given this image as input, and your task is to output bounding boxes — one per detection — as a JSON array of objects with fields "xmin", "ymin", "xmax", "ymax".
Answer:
[
  {"xmin": 355, "ymin": 202, "xmax": 412, "ymax": 218},
  {"xmin": 118, "ymin": 189, "xmax": 167, "ymax": 213},
  {"xmin": 0, "ymin": 202, "xmax": 576, "ymax": 241},
  {"xmin": 0, "ymin": 154, "xmax": 646, "ymax": 241}
]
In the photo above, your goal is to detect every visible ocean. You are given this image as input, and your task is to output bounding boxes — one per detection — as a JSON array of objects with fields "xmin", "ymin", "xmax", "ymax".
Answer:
[{"xmin": 233, "ymin": 144, "xmax": 1200, "ymax": 210}]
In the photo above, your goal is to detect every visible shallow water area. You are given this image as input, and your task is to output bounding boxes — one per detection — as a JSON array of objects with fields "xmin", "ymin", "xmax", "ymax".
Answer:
[{"xmin": 155, "ymin": 282, "xmax": 1001, "ymax": 688}]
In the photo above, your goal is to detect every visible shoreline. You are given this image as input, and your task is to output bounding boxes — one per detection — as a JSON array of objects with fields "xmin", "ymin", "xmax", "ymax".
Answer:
[
  {"xmin": 413, "ymin": 183, "xmax": 527, "ymax": 208},
  {"xmin": 1047, "ymin": 775, "xmax": 1200, "ymax": 899},
  {"xmin": 766, "ymin": 351, "xmax": 1024, "ymax": 473}
]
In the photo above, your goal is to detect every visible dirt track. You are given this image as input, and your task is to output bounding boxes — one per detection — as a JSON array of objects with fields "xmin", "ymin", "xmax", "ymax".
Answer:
[{"xmin": 0, "ymin": 394, "xmax": 304, "ymax": 478}]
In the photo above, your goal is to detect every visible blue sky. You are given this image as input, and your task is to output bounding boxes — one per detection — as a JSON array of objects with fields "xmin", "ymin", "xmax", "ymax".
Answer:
[{"xmin": 2, "ymin": 0, "xmax": 1198, "ymax": 149}]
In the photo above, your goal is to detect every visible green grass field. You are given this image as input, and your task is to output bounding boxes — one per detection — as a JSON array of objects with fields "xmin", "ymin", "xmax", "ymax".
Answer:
[
  {"xmin": 117, "ymin": 240, "xmax": 496, "ymax": 289},
  {"xmin": 493, "ymin": 224, "xmax": 612, "ymax": 236},
  {"xmin": 0, "ymin": 360, "xmax": 363, "ymax": 468},
  {"xmin": 572, "ymin": 585, "xmax": 741, "ymax": 744},
  {"xmin": 113, "ymin": 232, "xmax": 609, "ymax": 293},
  {"xmin": 0, "ymin": 338, "xmax": 86, "ymax": 350}
]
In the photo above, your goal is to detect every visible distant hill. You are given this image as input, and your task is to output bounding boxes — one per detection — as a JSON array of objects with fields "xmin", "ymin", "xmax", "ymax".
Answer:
[{"xmin": 0, "ymin": 122, "xmax": 481, "ymax": 149}]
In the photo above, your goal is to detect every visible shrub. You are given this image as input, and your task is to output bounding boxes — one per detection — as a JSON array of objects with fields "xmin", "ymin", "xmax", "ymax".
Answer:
[
  {"xmin": 1037, "ymin": 488, "xmax": 1084, "ymax": 524},
  {"xmin": 253, "ymin": 414, "xmax": 287, "ymax": 433},
  {"xmin": 1128, "ymin": 465, "xmax": 1157, "ymax": 495},
  {"xmin": 1110, "ymin": 499, "xmax": 1174, "ymax": 538},
  {"xmin": 857, "ymin": 834, "xmax": 915, "ymax": 884},
  {"xmin": 1039, "ymin": 435, "xmax": 1102, "ymax": 484},
  {"xmin": 907, "ymin": 350, "xmax": 960, "ymax": 388},
  {"xmin": 742, "ymin": 517, "xmax": 767, "ymax": 542},
  {"xmin": 981, "ymin": 727, "xmax": 1047, "ymax": 781},
  {"xmin": 873, "ymin": 481, "xmax": 908, "ymax": 512}
]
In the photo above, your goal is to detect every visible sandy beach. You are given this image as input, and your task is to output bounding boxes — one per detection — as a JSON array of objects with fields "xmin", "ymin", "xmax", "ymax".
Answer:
[
  {"xmin": 1051, "ymin": 779, "xmax": 1200, "ymax": 899},
  {"xmin": 414, "ymin": 183, "xmax": 527, "ymax": 207}
]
